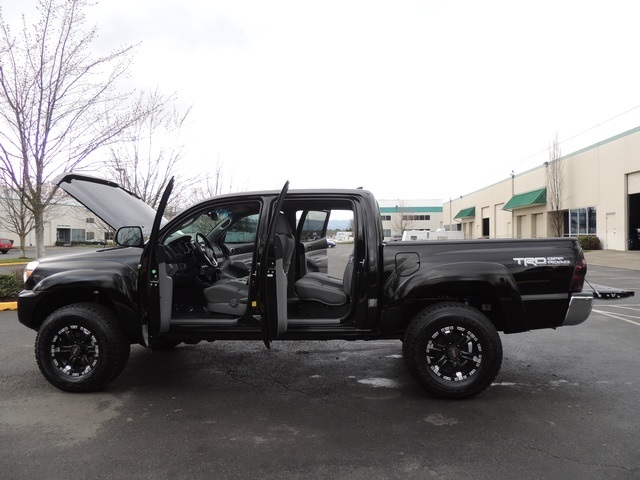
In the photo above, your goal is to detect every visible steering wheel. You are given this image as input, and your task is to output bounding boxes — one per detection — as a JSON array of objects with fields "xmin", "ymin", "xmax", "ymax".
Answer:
[{"xmin": 193, "ymin": 232, "xmax": 218, "ymax": 268}]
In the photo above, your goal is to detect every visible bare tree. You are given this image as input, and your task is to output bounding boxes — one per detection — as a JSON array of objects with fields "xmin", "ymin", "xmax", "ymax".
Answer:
[
  {"xmin": 390, "ymin": 200, "xmax": 416, "ymax": 238},
  {"xmin": 546, "ymin": 133, "xmax": 564, "ymax": 237},
  {"xmin": 103, "ymin": 89, "xmax": 191, "ymax": 211},
  {"xmin": 190, "ymin": 159, "xmax": 227, "ymax": 203},
  {"xmin": 0, "ymin": 179, "xmax": 34, "ymax": 257},
  {"xmin": 0, "ymin": 0, "xmax": 159, "ymax": 258},
  {"xmin": 189, "ymin": 158, "xmax": 247, "ymax": 204}
]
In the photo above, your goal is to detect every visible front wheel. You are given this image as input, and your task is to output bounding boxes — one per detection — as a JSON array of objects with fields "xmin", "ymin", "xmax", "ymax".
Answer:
[
  {"xmin": 402, "ymin": 302, "xmax": 503, "ymax": 399},
  {"xmin": 35, "ymin": 303, "xmax": 130, "ymax": 392}
]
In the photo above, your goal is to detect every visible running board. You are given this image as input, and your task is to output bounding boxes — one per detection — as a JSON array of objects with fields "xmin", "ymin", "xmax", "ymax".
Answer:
[{"xmin": 170, "ymin": 318, "xmax": 239, "ymax": 327}]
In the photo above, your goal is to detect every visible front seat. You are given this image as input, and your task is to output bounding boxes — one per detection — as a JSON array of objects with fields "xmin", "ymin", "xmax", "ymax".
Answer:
[{"xmin": 204, "ymin": 213, "xmax": 294, "ymax": 315}]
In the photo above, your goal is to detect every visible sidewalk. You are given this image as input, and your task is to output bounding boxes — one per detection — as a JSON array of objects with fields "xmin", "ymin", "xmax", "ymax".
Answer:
[{"xmin": 584, "ymin": 249, "xmax": 640, "ymax": 271}]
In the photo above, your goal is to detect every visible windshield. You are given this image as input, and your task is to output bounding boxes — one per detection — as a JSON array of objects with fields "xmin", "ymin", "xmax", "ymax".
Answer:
[
  {"xmin": 173, "ymin": 209, "xmax": 230, "ymax": 236},
  {"xmin": 164, "ymin": 203, "xmax": 262, "ymax": 245}
]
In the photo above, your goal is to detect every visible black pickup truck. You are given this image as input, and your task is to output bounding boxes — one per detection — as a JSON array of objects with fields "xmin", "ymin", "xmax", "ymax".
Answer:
[{"xmin": 18, "ymin": 173, "xmax": 595, "ymax": 399}]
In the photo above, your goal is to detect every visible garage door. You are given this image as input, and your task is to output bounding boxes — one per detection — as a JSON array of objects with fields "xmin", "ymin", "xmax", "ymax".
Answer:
[{"xmin": 628, "ymin": 171, "xmax": 640, "ymax": 194}]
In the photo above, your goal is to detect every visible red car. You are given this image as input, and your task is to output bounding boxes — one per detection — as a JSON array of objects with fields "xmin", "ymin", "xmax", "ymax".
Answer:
[{"xmin": 0, "ymin": 238, "xmax": 14, "ymax": 254}]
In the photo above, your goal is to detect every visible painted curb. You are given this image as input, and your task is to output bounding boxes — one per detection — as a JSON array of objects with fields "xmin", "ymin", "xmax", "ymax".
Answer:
[{"xmin": 0, "ymin": 301, "xmax": 18, "ymax": 311}]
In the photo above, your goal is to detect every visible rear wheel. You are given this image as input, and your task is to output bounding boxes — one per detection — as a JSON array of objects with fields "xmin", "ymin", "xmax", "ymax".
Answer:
[
  {"xmin": 35, "ymin": 303, "xmax": 130, "ymax": 392},
  {"xmin": 402, "ymin": 302, "xmax": 502, "ymax": 399}
]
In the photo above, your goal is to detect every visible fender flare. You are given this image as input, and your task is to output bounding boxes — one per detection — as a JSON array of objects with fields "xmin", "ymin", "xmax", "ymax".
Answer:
[
  {"xmin": 384, "ymin": 261, "xmax": 528, "ymax": 333},
  {"xmin": 29, "ymin": 268, "xmax": 139, "ymax": 333}
]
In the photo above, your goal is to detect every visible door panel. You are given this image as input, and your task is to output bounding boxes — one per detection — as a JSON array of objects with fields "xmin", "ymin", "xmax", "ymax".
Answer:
[
  {"xmin": 223, "ymin": 251, "xmax": 253, "ymax": 279},
  {"xmin": 219, "ymin": 212, "xmax": 260, "ymax": 278},
  {"xmin": 302, "ymin": 239, "xmax": 329, "ymax": 273},
  {"xmin": 260, "ymin": 182, "xmax": 290, "ymax": 340},
  {"xmin": 298, "ymin": 210, "xmax": 330, "ymax": 275},
  {"xmin": 138, "ymin": 178, "xmax": 174, "ymax": 347}
]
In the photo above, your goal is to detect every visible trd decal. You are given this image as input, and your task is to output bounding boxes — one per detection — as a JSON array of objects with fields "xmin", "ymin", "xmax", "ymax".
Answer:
[{"xmin": 513, "ymin": 257, "xmax": 571, "ymax": 266}]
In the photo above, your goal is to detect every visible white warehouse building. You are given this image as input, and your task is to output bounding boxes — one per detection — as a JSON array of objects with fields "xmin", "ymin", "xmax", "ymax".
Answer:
[
  {"xmin": 0, "ymin": 198, "xmax": 110, "ymax": 248},
  {"xmin": 378, "ymin": 199, "xmax": 444, "ymax": 242},
  {"xmin": 443, "ymin": 126, "xmax": 640, "ymax": 251}
]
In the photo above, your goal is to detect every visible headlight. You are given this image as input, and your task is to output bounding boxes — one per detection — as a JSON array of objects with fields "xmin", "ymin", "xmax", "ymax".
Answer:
[{"xmin": 23, "ymin": 260, "xmax": 40, "ymax": 283}]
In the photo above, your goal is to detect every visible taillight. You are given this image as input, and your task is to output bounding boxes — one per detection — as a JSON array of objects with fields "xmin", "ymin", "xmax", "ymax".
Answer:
[{"xmin": 570, "ymin": 250, "xmax": 587, "ymax": 293}]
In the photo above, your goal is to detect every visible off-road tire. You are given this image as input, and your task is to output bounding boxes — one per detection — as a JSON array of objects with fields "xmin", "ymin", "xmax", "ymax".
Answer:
[
  {"xmin": 35, "ymin": 303, "xmax": 130, "ymax": 392},
  {"xmin": 402, "ymin": 302, "xmax": 503, "ymax": 399}
]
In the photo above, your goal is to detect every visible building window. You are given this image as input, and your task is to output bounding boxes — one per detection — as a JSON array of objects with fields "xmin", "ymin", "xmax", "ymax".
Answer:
[
  {"xmin": 402, "ymin": 214, "xmax": 431, "ymax": 221},
  {"xmin": 383, "ymin": 229, "xmax": 391, "ymax": 238},
  {"xmin": 86, "ymin": 217, "xmax": 95, "ymax": 223},
  {"xmin": 71, "ymin": 228, "xmax": 86, "ymax": 242},
  {"xmin": 588, "ymin": 207, "xmax": 596, "ymax": 234},
  {"xmin": 381, "ymin": 215, "xmax": 391, "ymax": 221},
  {"xmin": 568, "ymin": 207, "xmax": 596, "ymax": 236}
]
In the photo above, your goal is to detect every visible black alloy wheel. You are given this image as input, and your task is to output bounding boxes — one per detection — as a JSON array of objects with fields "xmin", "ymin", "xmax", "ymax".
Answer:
[
  {"xmin": 402, "ymin": 302, "xmax": 503, "ymax": 399},
  {"xmin": 35, "ymin": 303, "xmax": 130, "ymax": 392}
]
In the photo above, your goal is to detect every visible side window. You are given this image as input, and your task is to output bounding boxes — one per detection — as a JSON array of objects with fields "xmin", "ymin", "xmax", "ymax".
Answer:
[
  {"xmin": 300, "ymin": 211, "xmax": 329, "ymax": 240},
  {"xmin": 326, "ymin": 209, "xmax": 354, "ymax": 277},
  {"xmin": 223, "ymin": 214, "xmax": 260, "ymax": 244},
  {"xmin": 297, "ymin": 208, "xmax": 354, "ymax": 278}
]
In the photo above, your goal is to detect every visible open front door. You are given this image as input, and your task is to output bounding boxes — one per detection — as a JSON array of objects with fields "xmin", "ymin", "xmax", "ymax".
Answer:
[
  {"xmin": 138, "ymin": 178, "xmax": 175, "ymax": 348},
  {"xmin": 259, "ymin": 181, "xmax": 290, "ymax": 343}
]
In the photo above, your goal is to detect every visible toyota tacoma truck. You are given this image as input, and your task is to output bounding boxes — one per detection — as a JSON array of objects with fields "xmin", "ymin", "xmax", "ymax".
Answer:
[{"xmin": 18, "ymin": 173, "xmax": 595, "ymax": 399}]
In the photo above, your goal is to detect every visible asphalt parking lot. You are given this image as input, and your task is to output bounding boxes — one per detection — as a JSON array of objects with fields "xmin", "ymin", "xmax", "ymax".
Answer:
[{"xmin": 0, "ymin": 259, "xmax": 638, "ymax": 479}]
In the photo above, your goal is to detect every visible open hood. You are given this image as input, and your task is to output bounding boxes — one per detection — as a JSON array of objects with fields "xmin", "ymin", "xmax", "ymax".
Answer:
[{"xmin": 54, "ymin": 172, "xmax": 164, "ymax": 235}]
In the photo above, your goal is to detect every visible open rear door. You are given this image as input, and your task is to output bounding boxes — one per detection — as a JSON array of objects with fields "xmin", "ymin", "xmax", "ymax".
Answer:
[
  {"xmin": 138, "ymin": 178, "xmax": 175, "ymax": 348},
  {"xmin": 259, "ymin": 181, "xmax": 290, "ymax": 343}
]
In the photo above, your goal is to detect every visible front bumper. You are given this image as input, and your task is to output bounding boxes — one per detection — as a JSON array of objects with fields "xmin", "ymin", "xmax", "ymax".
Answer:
[
  {"xmin": 17, "ymin": 289, "xmax": 40, "ymax": 329},
  {"xmin": 562, "ymin": 292, "xmax": 594, "ymax": 326}
]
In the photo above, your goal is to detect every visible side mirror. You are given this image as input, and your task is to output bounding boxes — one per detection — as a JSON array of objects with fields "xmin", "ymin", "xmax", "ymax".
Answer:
[{"xmin": 115, "ymin": 226, "xmax": 144, "ymax": 247}]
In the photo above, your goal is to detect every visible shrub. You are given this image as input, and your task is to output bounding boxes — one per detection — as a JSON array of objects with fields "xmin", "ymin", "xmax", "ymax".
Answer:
[
  {"xmin": 578, "ymin": 235, "xmax": 601, "ymax": 251},
  {"xmin": 0, "ymin": 272, "xmax": 23, "ymax": 299}
]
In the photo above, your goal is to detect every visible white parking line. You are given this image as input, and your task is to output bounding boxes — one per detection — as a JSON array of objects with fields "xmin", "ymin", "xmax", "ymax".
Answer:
[
  {"xmin": 593, "ymin": 304, "xmax": 638, "ymax": 309},
  {"xmin": 592, "ymin": 309, "xmax": 640, "ymax": 327}
]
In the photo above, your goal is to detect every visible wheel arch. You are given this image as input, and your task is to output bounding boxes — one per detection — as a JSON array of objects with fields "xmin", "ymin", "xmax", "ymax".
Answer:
[
  {"xmin": 23, "ymin": 271, "xmax": 140, "ymax": 341},
  {"xmin": 382, "ymin": 262, "xmax": 529, "ymax": 334}
]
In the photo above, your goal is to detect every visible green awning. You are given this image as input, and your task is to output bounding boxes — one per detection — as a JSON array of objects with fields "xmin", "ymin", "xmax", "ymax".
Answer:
[
  {"xmin": 503, "ymin": 187, "xmax": 547, "ymax": 211},
  {"xmin": 454, "ymin": 207, "xmax": 475, "ymax": 219}
]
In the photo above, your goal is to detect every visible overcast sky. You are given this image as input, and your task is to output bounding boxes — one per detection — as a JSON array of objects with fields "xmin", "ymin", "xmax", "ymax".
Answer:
[{"xmin": 6, "ymin": 1, "xmax": 640, "ymax": 201}]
